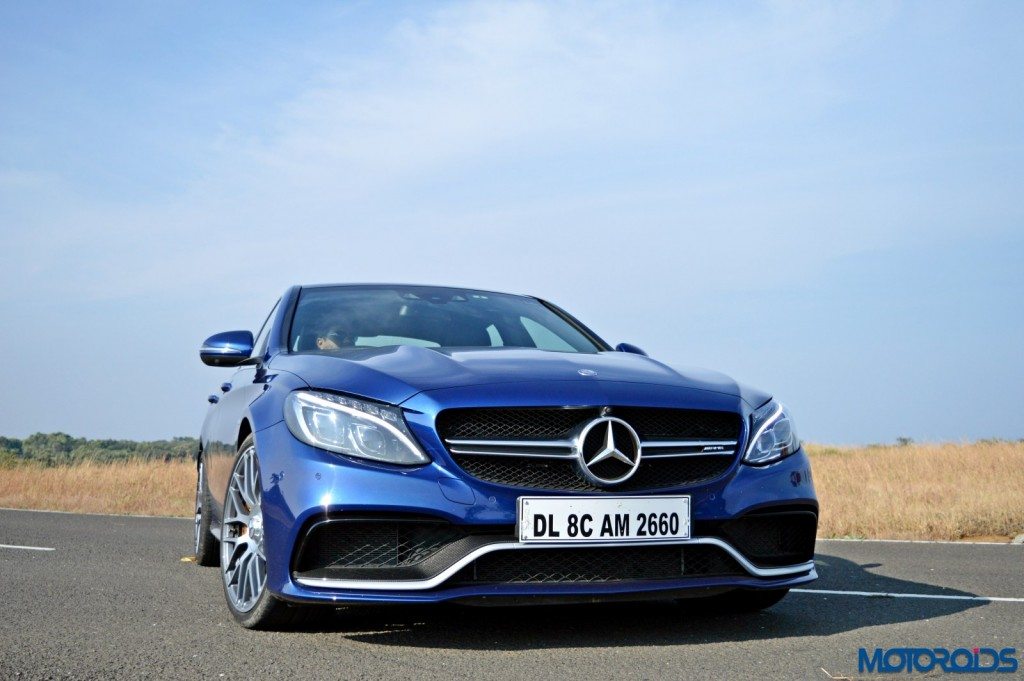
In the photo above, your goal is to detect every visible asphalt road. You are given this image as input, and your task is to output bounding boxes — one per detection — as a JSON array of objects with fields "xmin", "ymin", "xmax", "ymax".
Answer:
[{"xmin": 1, "ymin": 508, "xmax": 1021, "ymax": 680}]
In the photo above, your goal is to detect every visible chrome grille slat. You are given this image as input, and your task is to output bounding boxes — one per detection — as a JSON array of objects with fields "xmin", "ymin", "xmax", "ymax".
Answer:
[
  {"xmin": 448, "ymin": 448, "xmax": 578, "ymax": 459},
  {"xmin": 643, "ymin": 440, "xmax": 738, "ymax": 448},
  {"xmin": 642, "ymin": 450, "xmax": 736, "ymax": 459},
  {"xmin": 445, "ymin": 437, "xmax": 738, "ymax": 460},
  {"xmin": 445, "ymin": 439, "xmax": 575, "ymax": 448},
  {"xmin": 641, "ymin": 440, "xmax": 738, "ymax": 458},
  {"xmin": 446, "ymin": 438, "xmax": 575, "ymax": 460}
]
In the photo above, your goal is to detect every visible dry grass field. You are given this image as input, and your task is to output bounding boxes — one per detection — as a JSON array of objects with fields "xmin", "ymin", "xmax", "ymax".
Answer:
[
  {"xmin": 1, "ymin": 441, "xmax": 1022, "ymax": 541},
  {"xmin": 0, "ymin": 459, "xmax": 196, "ymax": 518},
  {"xmin": 808, "ymin": 440, "xmax": 1024, "ymax": 541}
]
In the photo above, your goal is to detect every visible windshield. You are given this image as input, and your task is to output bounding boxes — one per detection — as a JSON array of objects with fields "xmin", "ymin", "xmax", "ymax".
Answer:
[{"xmin": 288, "ymin": 285, "xmax": 603, "ymax": 354}]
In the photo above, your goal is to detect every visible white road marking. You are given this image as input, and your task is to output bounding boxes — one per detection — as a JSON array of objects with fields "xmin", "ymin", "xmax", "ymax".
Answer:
[
  {"xmin": 818, "ymin": 538, "xmax": 1018, "ymax": 546},
  {"xmin": 0, "ymin": 543, "xmax": 55, "ymax": 552},
  {"xmin": 0, "ymin": 507, "xmax": 189, "ymax": 521},
  {"xmin": 793, "ymin": 588, "xmax": 1024, "ymax": 603}
]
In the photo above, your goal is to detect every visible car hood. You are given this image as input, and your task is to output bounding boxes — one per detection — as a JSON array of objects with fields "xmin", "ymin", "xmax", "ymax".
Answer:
[{"xmin": 270, "ymin": 346, "xmax": 769, "ymax": 408}]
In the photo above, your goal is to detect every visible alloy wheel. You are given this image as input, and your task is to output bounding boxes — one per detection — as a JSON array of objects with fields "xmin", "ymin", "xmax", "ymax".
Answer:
[{"xmin": 221, "ymin": 446, "xmax": 267, "ymax": 612}]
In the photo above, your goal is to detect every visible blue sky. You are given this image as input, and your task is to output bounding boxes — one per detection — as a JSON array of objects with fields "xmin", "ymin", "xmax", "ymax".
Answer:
[{"xmin": 1, "ymin": 1, "xmax": 1021, "ymax": 444}]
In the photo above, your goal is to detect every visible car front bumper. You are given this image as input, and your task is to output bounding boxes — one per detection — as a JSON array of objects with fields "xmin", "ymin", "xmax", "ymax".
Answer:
[{"xmin": 253, "ymin": 420, "xmax": 818, "ymax": 605}]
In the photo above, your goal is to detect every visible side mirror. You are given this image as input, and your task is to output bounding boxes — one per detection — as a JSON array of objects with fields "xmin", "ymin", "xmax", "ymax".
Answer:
[
  {"xmin": 615, "ymin": 342, "xmax": 647, "ymax": 356},
  {"xmin": 200, "ymin": 330, "xmax": 254, "ymax": 367}
]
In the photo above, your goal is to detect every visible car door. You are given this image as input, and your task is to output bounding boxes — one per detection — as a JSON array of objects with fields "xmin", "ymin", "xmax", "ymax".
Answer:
[{"xmin": 206, "ymin": 300, "xmax": 280, "ymax": 510}]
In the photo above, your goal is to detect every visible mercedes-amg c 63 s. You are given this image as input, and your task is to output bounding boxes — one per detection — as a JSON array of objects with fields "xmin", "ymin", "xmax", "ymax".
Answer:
[{"xmin": 195, "ymin": 284, "xmax": 817, "ymax": 628}]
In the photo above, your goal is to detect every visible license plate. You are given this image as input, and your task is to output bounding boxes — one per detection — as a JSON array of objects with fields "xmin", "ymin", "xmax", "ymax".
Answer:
[{"xmin": 517, "ymin": 495, "xmax": 690, "ymax": 543}]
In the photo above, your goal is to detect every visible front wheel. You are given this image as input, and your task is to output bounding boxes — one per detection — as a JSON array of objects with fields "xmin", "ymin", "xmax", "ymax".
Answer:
[{"xmin": 220, "ymin": 436, "xmax": 316, "ymax": 629}]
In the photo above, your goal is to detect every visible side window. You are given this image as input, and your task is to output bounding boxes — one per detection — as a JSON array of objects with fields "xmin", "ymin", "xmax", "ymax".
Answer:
[
  {"xmin": 252, "ymin": 299, "xmax": 281, "ymax": 357},
  {"xmin": 485, "ymin": 324, "xmax": 504, "ymax": 347},
  {"xmin": 520, "ymin": 317, "xmax": 575, "ymax": 351}
]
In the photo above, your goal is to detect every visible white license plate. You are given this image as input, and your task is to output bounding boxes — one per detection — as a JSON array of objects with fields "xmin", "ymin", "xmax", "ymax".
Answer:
[{"xmin": 517, "ymin": 496, "xmax": 690, "ymax": 543}]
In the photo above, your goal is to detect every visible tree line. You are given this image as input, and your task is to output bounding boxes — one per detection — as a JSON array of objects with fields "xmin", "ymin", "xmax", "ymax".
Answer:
[{"xmin": 0, "ymin": 433, "xmax": 199, "ymax": 467}]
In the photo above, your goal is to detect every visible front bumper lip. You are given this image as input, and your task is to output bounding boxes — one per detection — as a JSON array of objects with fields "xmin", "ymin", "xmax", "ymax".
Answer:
[{"xmin": 292, "ymin": 536, "xmax": 815, "ymax": 592}]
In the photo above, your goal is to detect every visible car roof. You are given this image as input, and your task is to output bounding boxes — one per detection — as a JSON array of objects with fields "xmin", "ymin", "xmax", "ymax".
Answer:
[{"xmin": 297, "ymin": 283, "xmax": 533, "ymax": 299}]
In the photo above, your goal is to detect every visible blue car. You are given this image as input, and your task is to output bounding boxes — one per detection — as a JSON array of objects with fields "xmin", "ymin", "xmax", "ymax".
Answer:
[{"xmin": 195, "ymin": 284, "xmax": 817, "ymax": 628}]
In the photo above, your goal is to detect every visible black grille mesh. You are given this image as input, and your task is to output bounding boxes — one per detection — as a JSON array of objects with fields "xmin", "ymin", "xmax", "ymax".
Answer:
[
  {"xmin": 705, "ymin": 511, "xmax": 818, "ymax": 567},
  {"xmin": 455, "ymin": 545, "xmax": 743, "ymax": 584},
  {"xmin": 438, "ymin": 407, "xmax": 741, "ymax": 442},
  {"xmin": 612, "ymin": 407, "xmax": 743, "ymax": 441},
  {"xmin": 296, "ymin": 522, "xmax": 468, "ymax": 570},
  {"xmin": 441, "ymin": 408, "xmax": 601, "ymax": 440}
]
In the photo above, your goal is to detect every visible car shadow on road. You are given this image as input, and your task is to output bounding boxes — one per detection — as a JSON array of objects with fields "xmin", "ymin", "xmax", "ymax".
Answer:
[{"xmin": 295, "ymin": 552, "xmax": 985, "ymax": 649}]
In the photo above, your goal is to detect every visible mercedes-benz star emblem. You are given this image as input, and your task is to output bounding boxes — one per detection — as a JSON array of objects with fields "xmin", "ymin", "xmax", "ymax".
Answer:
[
  {"xmin": 577, "ymin": 369, "xmax": 597, "ymax": 376},
  {"xmin": 574, "ymin": 416, "xmax": 642, "ymax": 486}
]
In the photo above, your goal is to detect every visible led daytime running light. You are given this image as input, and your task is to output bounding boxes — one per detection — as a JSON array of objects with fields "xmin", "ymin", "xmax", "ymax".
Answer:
[{"xmin": 285, "ymin": 391, "xmax": 429, "ymax": 465}]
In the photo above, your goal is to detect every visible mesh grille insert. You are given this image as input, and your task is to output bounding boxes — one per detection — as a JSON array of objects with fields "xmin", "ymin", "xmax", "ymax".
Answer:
[
  {"xmin": 454, "ymin": 545, "xmax": 743, "ymax": 584},
  {"xmin": 701, "ymin": 510, "xmax": 818, "ymax": 567},
  {"xmin": 438, "ymin": 407, "xmax": 741, "ymax": 442},
  {"xmin": 295, "ymin": 521, "xmax": 468, "ymax": 571},
  {"xmin": 441, "ymin": 407, "xmax": 601, "ymax": 440}
]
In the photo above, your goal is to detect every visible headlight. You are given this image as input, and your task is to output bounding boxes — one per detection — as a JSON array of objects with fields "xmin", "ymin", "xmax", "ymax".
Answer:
[
  {"xmin": 284, "ymin": 391, "xmax": 430, "ymax": 466},
  {"xmin": 743, "ymin": 400, "xmax": 800, "ymax": 465}
]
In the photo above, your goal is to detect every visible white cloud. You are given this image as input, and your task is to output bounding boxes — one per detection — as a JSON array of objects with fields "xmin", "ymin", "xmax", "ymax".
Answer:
[{"xmin": 0, "ymin": 1, "xmax": 1003, "ymax": 307}]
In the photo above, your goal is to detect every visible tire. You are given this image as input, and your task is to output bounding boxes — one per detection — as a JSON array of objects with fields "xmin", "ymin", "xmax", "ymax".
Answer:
[
  {"xmin": 683, "ymin": 588, "xmax": 790, "ymax": 614},
  {"xmin": 219, "ymin": 435, "xmax": 318, "ymax": 630},
  {"xmin": 193, "ymin": 455, "xmax": 220, "ymax": 567}
]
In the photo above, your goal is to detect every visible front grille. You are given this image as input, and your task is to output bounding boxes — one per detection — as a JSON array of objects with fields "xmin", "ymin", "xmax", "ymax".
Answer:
[
  {"xmin": 438, "ymin": 407, "xmax": 741, "ymax": 442},
  {"xmin": 453, "ymin": 545, "xmax": 743, "ymax": 584},
  {"xmin": 455, "ymin": 456, "xmax": 733, "ymax": 492},
  {"xmin": 437, "ymin": 406, "xmax": 743, "ymax": 492}
]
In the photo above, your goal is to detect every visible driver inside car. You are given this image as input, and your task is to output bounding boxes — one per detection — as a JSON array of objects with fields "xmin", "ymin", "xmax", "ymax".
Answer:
[{"xmin": 315, "ymin": 328, "xmax": 353, "ymax": 351}]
